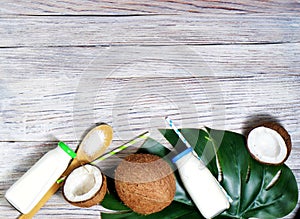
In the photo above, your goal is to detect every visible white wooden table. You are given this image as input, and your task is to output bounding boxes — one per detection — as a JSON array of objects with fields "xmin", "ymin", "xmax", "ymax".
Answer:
[{"xmin": 0, "ymin": 1, "xmax": 299, "ymax": 218}]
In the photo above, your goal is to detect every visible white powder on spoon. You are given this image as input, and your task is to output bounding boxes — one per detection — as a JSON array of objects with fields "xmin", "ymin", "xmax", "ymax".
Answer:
[{"xmin": 83, "ymin": 130, "xmax": 106, "ymax": 157}]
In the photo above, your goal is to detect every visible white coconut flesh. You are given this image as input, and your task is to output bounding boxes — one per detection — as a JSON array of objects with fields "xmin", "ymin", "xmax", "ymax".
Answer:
[
  {"xmin": 247, "ymin": 127, "xmax": 287, "ymax": 164},
  {"xmin": 64, "ymin": 165, "xmax": 103, "ymax": 202}
]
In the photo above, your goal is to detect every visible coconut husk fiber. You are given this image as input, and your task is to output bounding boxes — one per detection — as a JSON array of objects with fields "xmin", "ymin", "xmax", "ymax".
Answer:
[{"xmin": 115, "ymin": 153, "xmax": 176, "ymax": 215}]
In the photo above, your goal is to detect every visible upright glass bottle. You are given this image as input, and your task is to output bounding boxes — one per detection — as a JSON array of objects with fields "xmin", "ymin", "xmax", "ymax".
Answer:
[{"xmin": 5, "ymin": 142, "xmax": 76, "ymax": 214}]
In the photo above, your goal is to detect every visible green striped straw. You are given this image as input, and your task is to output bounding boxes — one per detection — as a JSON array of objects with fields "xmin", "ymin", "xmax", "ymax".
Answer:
[
  {"xmin": 56, "ymin": 131, "xmax": 150, "ymax": 183},
  {"xmin": 91, "ymin": 131, "xmax": 150, "ymax": 165}
]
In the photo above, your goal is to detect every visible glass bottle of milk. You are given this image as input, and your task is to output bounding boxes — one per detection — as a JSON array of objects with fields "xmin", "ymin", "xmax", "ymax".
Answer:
[
  {"xmin": 172, "ymin": 147, "xmax": 230, "ymax": 219},
  {"xmin": 5, "ymin": 142, "xmax": 76, "ymax": 214}
]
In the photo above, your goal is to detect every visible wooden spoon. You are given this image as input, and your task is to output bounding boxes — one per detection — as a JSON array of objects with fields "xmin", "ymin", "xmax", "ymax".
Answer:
[
  {"xmin": 76, "ymin": 124, "xmax": 113, "ymax": 164},
  {"xmin": 18, "ymin": 124, "xmax": 113, "ymax": 219}
]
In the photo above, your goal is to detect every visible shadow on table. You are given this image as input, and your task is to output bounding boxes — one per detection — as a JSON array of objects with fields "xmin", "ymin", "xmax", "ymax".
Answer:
[
  {"xmin": 242, "ymin": 113, "xmax": 280, "ymax": 136},
  {"xmin": 294, "ymin": 206, "xmax": 300, "ymax": 219}
]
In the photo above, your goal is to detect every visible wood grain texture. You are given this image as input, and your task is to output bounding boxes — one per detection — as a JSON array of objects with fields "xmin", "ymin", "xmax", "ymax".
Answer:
[
  {"xmin": 1, "ymin": 73, "xmax": 300, "ymax": 141},
  {"xmin": 0, "ymin": 44, "xmax": 299, "ymax": 79},
  {"xmin": 0, "ymin": 0, "xmax": 299, "ymax": 218},
  {"xmin": 1, "ymin": 0, "xmax": 300, "ymax": 15},
  {"xmin": 0, "ymin": 15, "xmax": 299, "ymax": 47}
]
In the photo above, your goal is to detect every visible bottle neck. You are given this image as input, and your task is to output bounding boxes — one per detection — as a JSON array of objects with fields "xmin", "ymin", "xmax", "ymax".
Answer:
[
  {"xmin": 173, "ymin": 148, "xmax": 206, "ymax": 169},
  {"xmin": 58, "ymin": 142, "xmax": 77, "ymax": 159},
  {"xmin": 172, "ymin": 147, "xmax": 193, "ymax": 164}
]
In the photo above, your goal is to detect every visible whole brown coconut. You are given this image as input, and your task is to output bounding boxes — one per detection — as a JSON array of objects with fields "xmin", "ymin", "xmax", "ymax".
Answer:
[{"xmin": 115, "ymin": 153, "xmax": 176, "ymax": 215}]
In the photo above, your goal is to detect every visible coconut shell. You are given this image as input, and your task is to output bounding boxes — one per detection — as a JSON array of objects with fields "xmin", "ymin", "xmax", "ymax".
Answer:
[
  {"xmin": 246, "ymin": 122, "xmax": 292, "ymax": 165},
  {"xmin": 115, "ymin": 153, "xmax": 176, "ymax": 215},
  {"xmin": 63, "ymin": 170, "xmax": 107, "ymax": 208}
]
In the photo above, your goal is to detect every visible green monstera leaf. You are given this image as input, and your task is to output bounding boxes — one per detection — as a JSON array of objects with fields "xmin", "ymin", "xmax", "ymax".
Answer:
[
  {"xmin": 101, "ymin": 128, "xmax": 298, "ymax": 219},
  {"xmin": 161, "ymin": 128, "xmax": 298, "ymax": 219}
]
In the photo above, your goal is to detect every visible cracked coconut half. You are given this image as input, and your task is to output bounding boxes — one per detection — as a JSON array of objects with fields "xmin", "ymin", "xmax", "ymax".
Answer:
[
  {"xmin": 247, "ymin": 122, "xmax": 292, "ymax": 165},
  {"xmin": 63, "ymin": 164, "xmax": 107, "ymax": 207}
]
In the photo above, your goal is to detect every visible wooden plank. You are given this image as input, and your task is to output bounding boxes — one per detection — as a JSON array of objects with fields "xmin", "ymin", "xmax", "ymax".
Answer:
[
  {"xmin": 1, "ymin": 141, "xmax": 300, "ymax": 218},
  {"xmin": 0, "ymin": 43, "xmax": 299, "ymax": 80},
  {"xmin": 0, "ymin": 15, "xmax": 299, "ymax": 48},
  {"xmin": 0, "ymin": 0, "xmax": 300, "ymax": 16},
  {"xmin": 1, "ymin": 73, "xmax": 300, "ymax": 141}
]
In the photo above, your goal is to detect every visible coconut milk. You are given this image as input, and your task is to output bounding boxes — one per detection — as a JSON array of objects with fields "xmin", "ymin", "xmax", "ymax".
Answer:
[
  {"xmin": 5, "ymin": 142, "xmax": 76, "ymax": 214},
  {"xmin": 173, "ymin": 148, "xmax": 230, "ymax": 219}
]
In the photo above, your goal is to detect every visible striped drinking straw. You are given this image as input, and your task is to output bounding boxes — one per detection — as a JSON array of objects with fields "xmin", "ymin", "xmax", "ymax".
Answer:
[
  {"xmin": 56, "ymin": 131, "xmax": 150, "ymax": 183},
  {"xmin": 165, "ymin": 116, "xmax": 204, "ymax": 161},
  {"xmin": 91, "ymin": 131, "xmax": 150, "ymax": 165},
  {"xmin": 165, "ymin": 116, "xmax": 193, "ymax": 148}
]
